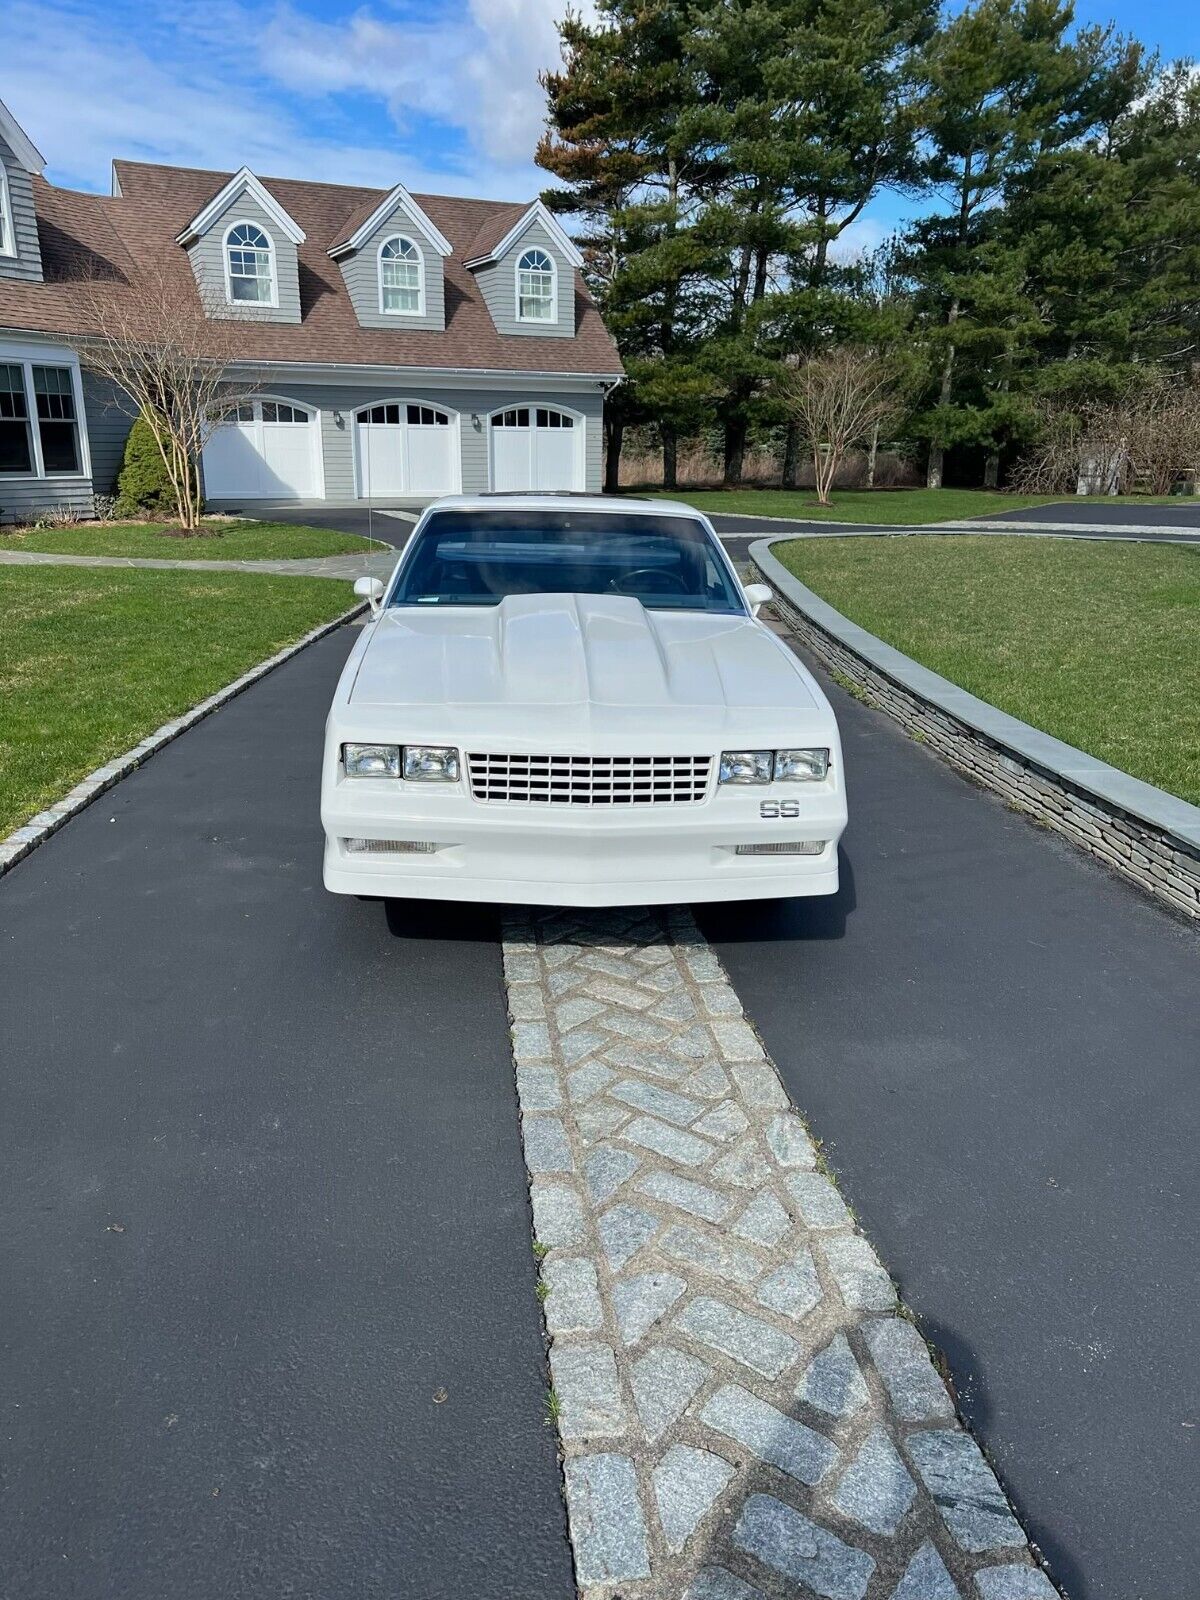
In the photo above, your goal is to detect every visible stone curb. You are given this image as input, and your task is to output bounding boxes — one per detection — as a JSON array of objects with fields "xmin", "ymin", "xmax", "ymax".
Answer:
[
  {"xmin": 0, "ymin": 602, "xmax": 365, "ymax": 880},
  {"xmin": 751, "ymin": 538, "xmax": 1200, "ymax": 921}
]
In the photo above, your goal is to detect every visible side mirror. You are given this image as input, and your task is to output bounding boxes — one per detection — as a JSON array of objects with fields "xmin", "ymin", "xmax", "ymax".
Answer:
[
  {"xmin": 354, "ymin": 576, "xmax": 385, "ymax": 616},
  {"xmin": 744, "ymin": 582, "xmax": 773, "ymax": 618}
]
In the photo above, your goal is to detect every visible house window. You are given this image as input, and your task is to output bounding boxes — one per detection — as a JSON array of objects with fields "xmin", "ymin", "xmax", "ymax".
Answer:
[
  {"xmin": 379, "ymin": 236, "xmax": 423, "ymax": 315},
  {"xmin": 33, "ymin": 366, "xmax": 81, "ymax": 473},
  {"xmin": 0, "ymin": 363, "xmax": 33, "ymax": 472},
  {"xmin": 225, "ymin": 221, "xmax": 275, "ymax": 304},
  {"xmin": 0, "ymin": 168, "xmax": 14, "ymax": 259},
  {"xmin": 516, "ymin": 248, "xmax": 555, "ymax": 321},
  {"xmin": 0, "ymin": 360, "xmax": 85, "ymax": 477}
]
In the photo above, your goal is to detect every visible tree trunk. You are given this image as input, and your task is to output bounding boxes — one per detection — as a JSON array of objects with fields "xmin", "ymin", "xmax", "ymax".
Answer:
[
  {"xmin": 603, "ymin": 416, "xmax": 624, "ymax": 495},
  {"xmin": 983, "ymin": 452, "xmax": 999, "ymax": 489},
  {"xmin": 866, "ymin": 422, "xmax": 880, "ymax": 490},
  {"xmin": 782, "ymin": 422, "xmax": 800, "ymax": 489},
  {"xmin": 926, "ymin": 304, "xmax": 960, "ymax": 491},
  {"xmin": 724, "ymin": 415, "xmax": 748, "ymax": 486},
  {"xmin": 662, "ymin": 426, "xmax": 678, "ymax": 491}
]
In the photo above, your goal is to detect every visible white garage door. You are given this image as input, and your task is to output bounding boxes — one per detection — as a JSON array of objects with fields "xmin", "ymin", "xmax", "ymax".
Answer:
[
  {"xmin": 202, "ymin": 400, "xmax": 321, "ymax": 500},
  {"xmin": 490, "ymin": 407, "xmax": 583, "ymax": 492},
  {"xmin": 356, "ymin": 402, "xmax": 459, "ymax": 498}
]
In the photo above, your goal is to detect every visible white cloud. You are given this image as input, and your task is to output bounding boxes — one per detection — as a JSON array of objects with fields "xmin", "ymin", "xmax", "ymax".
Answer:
[
  {"xmin": 0, "ymin": 0, "xmax": 590, "ymax": 199},
  {"xmin": 262, "ymin": 0, "xmax": 594, "ymax": 168}
]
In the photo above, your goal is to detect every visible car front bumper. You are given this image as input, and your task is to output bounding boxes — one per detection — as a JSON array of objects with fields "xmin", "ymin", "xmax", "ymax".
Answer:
[{"xmin": 321, "ymin": 789, "xmax": 846, "ymax": 906}]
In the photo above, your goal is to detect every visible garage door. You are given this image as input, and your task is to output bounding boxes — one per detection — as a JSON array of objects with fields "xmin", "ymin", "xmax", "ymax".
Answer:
[
  {"xmin": 202, "ymin": 400, "xmax": 321, "ymax": 500},
  {"xmin": 356, "ymin": 403, "xmax": 459, "ymax": 497},
  {"xmin": 490, "ymin": 407, "xmax": 583, "ymax": 492}
]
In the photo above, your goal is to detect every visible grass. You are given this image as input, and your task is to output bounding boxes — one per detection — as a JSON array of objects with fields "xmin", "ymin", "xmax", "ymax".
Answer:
[
  {"xmin": 650, "ymin": 486, "xmax": 1186, "ymax": 524},
  {"xmin": 0, "ymin": 566, "xmax": 352, "ymax": 835},
  {"xmin": 773, "ymin": 534, "xmax": 1200, "ymax": 803},
  {"xmin": 0, "ymin": 518, "xmax": 385, "ymax": 560}
]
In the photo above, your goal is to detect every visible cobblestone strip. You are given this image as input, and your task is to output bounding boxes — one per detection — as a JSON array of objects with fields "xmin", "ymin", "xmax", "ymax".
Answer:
[
  {"xmin": 0, "ymin": 602, "xmax": 364, "ymax": 879},
  {"xmin": 504, "ymin": 908, "xmax": 1059, "ymax": 1600}
]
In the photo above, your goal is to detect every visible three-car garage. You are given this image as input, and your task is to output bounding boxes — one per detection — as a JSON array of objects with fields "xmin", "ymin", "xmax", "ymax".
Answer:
[{"xmin": 201, "ymin": 394, "xmax": 588, "ymax": 502}]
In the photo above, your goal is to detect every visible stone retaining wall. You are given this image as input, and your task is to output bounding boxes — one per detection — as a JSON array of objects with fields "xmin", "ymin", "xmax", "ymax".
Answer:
[{"xmin": 755, "ymin": 556, "xmax": 1200, "ymax": 924}]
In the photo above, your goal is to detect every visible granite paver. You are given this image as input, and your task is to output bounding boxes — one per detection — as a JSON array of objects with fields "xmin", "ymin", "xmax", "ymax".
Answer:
[{"xmin": 504, "ymin": 909, "xmax": 1057, "ymax": 1598}]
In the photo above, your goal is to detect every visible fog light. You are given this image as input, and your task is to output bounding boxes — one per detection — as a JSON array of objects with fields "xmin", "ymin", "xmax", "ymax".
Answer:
[
  {"xmin": 343, "ymin": 838, "xmax": 438, "ymax": 854},
  {"xmin": 735, "ymin": 840, "xmax": 825, "ymax": 856}
]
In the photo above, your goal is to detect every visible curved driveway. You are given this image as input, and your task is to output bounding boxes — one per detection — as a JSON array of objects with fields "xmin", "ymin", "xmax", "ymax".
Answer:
[{"xmin": 2, "ymin": 516, "xmax": 1197, "ymax": 1596}]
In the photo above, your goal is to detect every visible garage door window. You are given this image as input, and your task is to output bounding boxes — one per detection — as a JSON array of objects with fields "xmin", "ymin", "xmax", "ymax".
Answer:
[{"xmin": 261, "ymin": 401, "xmax": 307, "ymax": 424}]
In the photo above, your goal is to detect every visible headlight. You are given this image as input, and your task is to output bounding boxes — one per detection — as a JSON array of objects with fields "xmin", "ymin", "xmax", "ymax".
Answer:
[
  {"xmin": 343, "ymin": 743, "xmax": 400, "ymax": 778},
  {"xmin": 403, "ymin": 745, "xmax": 460, "ymax": 782},
  {"xmin": 775, "ymin": 747, "xmax": 830, "ymax": 781},
  {"xmin": 719, "ymin": 750, "xmax": 774, "ymax": 785}
]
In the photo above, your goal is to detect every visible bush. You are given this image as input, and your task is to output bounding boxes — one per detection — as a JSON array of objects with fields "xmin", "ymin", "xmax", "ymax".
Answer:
[{"xmin": 114, "ymin": 415, "xmax": 198, "ymax": 518}]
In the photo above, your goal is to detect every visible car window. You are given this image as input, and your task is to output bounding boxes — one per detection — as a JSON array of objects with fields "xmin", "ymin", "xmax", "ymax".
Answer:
[{"xmin": 388, "ymin": 509, "xmax": 745, "ymax": 614}]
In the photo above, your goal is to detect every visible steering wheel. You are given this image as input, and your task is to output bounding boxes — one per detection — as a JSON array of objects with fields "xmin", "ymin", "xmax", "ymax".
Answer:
[{"xmin": 610, "ymin": 568, "xmax": 689, "ymax": 595}]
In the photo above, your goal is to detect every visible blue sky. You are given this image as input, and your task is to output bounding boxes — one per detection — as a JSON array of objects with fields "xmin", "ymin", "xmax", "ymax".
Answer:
[{"xmin": 1, "ymin": 0, "xmax": 1196, "ymax": 251}]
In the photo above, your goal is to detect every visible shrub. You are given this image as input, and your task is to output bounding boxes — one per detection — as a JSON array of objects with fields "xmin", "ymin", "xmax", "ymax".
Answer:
[{"xmin": 114, "ymin": 414, "xmax": 199, "ymax": 519}]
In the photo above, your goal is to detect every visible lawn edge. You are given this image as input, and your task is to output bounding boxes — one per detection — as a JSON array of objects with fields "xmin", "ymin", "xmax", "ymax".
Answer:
[
  {"xmin": 0, "ymin": 600, "xmax": 365, "ymax": 879},
  {"xmin": 752, "ymin": 536, "xmax": 1200, "ymax": 922}
]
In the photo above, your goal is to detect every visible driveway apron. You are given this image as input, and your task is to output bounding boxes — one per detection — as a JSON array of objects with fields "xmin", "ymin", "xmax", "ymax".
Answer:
[
  {"xmin": 0, "ymin": 627, "xmax": 573, "ymax": 1600},
  {"xmin": 701, "ymin": 658, "xmax": 1200, "ymax": 1600}
]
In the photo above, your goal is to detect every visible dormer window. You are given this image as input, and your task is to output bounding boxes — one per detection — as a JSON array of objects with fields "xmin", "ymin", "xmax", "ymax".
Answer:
[
  {"xmin": 379, "ymin": 236, "xmax": 423, "ymax": 315},
  {"xmin": 516, "ymin": 248, "xmax": 555, "ymax": 322},
  {"xmin": 0, "ymin": 167, "xmax": 14, "ymax": 259},
  {"xmin": 224, "ymin": 221, "xmax": 276, "ymax": 305}
]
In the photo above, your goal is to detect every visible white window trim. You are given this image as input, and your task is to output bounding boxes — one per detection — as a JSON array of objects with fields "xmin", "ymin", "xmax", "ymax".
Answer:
[
  {"xmin": 515, "ymin": 248, "xmax": 557, "ymax": 324},
  {"xmin": 0, "ymin": 345, "xmax": 92, "ymax": 480},
  {"xmin": 0, "ymin": 166, "xmax": 15, "ymax": 260},
  {"xmin": 222, "ymin": 218, "xmax": 279, "ymax": 310},
  {"xmin": 377, "ymin": 235, "xmax": 425, "ymax": 318}
]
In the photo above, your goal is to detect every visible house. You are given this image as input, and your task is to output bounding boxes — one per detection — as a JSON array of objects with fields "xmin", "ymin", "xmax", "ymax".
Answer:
[{"xmin": 0, "ymin": 98, "xmax": 622, "ymax": 523}]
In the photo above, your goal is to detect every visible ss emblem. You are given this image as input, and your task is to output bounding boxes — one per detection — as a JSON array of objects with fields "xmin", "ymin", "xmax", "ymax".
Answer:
[{"xmin": 760, "ymin": 800, "xmax": 801, "ymax": 819}]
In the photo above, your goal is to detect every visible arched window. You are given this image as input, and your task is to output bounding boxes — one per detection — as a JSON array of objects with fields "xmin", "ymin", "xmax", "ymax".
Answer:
[
  {"xmin": 379, "ymin": 236, "xmax": 423, "ymax": 315},
  {"xmin": 224, "ymin": 221, "xmax": 275, "ymax": 304},
  {"xmin": 516, "ymin": 248, "xmax": 555, "ymax": 321}
]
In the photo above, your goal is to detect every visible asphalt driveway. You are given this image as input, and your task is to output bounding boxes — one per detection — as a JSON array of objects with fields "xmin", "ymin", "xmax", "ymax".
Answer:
[
  {"xmin": 702, "ymin": 658, "xmax": 1200, "ymax": 1600},
  {"xmin": 0, "ymin": 627, "xmax": 573, "ymax": 1600}
]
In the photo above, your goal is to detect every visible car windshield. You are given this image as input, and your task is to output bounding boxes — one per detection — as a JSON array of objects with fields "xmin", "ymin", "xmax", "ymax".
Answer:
[{"xmin": 388, "ymin": 508, "xmax": 745, "ymax": 614}]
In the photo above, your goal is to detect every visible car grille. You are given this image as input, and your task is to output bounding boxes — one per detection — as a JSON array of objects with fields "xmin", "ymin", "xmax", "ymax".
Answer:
[{"xmin": 466, "ymin": 752, "xmax": 712, "ymax": 806}]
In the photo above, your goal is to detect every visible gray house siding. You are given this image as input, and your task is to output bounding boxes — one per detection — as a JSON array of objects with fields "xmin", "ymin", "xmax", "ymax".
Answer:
[
  {"xmin": 186, "ymin": 189, "xmax": 301, "ymax": 324},
  {"xmin": 337, "ymin": 210, "xmax": 445, "ymax": 332},
  {"xmin": 81, "ymin": 372, "xmax": 135, "ymax": 495},
  {"xmin": 0, "ymin": 475, "xmax": 93, "ymax": 522},
  {"xmin": 0, "ymin": 134, "xmax": 44, "ymax": 282},
  {"xmin": 473, "ymin": 219, "xmax": 575, "ymax": 339}
]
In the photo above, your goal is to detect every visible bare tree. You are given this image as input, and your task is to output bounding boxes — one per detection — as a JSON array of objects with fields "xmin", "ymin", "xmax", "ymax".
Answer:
[
  {"xmin": 777, "ymin": 349, "xmax": 905, "ymax": 506},
  {"xmin": 1013, "ymin": 374, "xmax": 1200, "ymax": 497},
  {"xmin": 70, "ymin": 262, "xmax": 264, "ymax": 531}
]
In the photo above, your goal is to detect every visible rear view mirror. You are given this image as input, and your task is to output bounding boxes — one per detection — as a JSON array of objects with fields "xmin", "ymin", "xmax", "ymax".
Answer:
[
  {"xmin": 744, "ymin": 582, "xmax": 772, "ymax": 617},
  {"xmin": 354, "ymin": 576, "xmax": 385, "ymax": 616}
]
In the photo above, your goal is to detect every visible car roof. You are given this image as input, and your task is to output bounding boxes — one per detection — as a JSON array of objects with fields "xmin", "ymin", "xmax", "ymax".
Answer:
[{"xmin": 421, "ymin": 494, "xmax": 706, "ymax": 519}]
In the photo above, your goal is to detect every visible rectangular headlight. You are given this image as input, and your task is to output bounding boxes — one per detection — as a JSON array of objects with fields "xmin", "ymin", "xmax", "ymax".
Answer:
[
  {"xmin": 343, "ymin": 743, "xmax": 400, "ymax": 778},
  {"xmin": 775, "ymin": 748, "xmax": 830, "ymax": 782},
  {"xmin": 403, "ymin": 745, "xmax": 460, "ymax": 782},
  {"xmin": 719, "ymin": 750, "xmax": 774, "ymax": 785}
]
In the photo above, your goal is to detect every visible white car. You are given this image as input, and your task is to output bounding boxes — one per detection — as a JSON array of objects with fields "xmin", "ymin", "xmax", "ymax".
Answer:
[{"xmin": 321, "ymin": 496, "xmax": 847, "ymax": 907}]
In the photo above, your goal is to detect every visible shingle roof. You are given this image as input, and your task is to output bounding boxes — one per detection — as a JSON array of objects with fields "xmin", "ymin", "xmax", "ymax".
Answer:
[{"xmin": 0, "ymin": 160, "xmax": 623, "ymax": 377}]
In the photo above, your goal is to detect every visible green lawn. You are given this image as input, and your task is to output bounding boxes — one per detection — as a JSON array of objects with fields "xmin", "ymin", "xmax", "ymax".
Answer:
[
  {"xmin": 772, "ymin": 535, "xmax": 1200, "ymax": 803},
  {"xmin": 653, "ymin": 487, "xmax": 1185, "ymax": 524},
  {"xmin": 1, "ymin": 566, "xmax": 352, "ymax": 835},
  {"xmin": 0, "ymin": 519, "xmax": 385, "ymax": 560}
]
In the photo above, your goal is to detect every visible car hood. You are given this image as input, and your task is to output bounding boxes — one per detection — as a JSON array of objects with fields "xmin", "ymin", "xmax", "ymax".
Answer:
[{"xmin": 345, "ymin": 593, "xmax": 825, "ymax": 743}]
